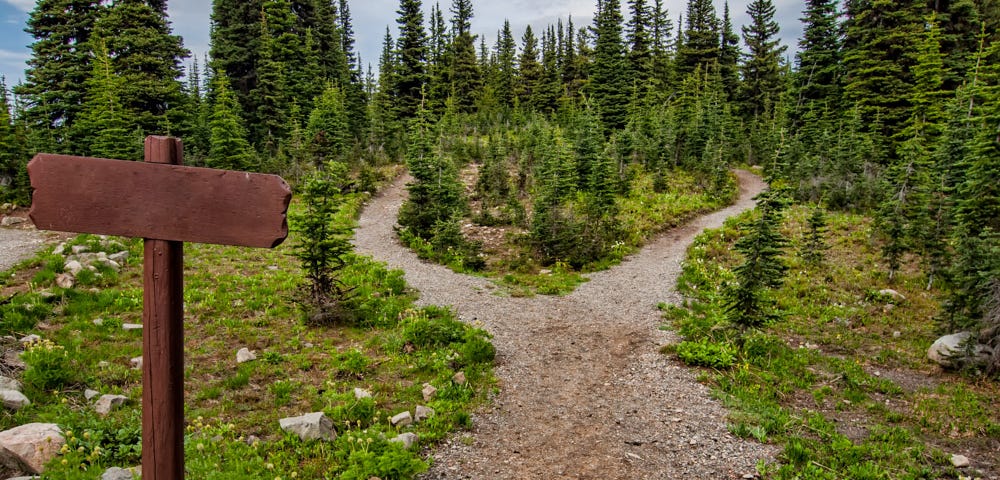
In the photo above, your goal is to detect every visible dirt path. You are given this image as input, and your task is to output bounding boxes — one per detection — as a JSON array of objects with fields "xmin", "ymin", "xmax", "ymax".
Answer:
[
  {"xmin": 353, "ymin": 171, "xmax": 777, "ymax": 479},
  {"xmin": 0, "ymin": 225, "xmax": 47, "ymax": 273}
]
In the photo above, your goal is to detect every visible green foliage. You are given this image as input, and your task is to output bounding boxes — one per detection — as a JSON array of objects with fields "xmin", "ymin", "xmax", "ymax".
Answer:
[
  {"xmin": 675, "ymin": 338, "xmax": 736, "ymax": 368},
  {"xmin": 800, "ymin": 205, "xmax": 829, "ymax": 266},
  {"xmin": 22, "ymin": 338, "xmax": 74, "ymax": 391},
  {"xmin": 207, "ymin": 75, "xmax": 255, "ymax": 171}
]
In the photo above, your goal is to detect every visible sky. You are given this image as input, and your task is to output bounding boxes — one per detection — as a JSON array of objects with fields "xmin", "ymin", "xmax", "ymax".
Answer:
[{"xmin": 0, "ymin": 0, "xmax": 805, "ymax": 91}]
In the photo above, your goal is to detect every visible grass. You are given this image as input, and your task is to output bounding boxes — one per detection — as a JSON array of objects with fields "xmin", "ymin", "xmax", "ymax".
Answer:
[
  {"xmin": 0, "ymin": 167, "xmax": 496, "ymax": 479},
  {"xmin": 663, "ymin": 204, "xmax": 1000, "ymax": 479}
]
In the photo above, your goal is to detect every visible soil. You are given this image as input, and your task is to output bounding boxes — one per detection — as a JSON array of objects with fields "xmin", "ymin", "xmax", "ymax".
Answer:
[{"xmin": 353, "ymin": 170, "xmax": 779, "ymax": 479}]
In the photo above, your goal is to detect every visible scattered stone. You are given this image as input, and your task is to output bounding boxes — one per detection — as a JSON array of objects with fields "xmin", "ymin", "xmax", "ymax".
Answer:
[
  {"xmin": 71, "ymin": 245, "xmax": 89, "ymax": 255},
  {"xmin": 245, "ymin": 434, "xmax": 261, "ymax": 446},
  {"xmin": 951, "ymin": 454, "xmax": 970, "ymax": 468},
  {"xmin": 52, "ymin": 244, "xmax": 66, "ymax": 256},
  {"xmin": 63, "ymin": 260, "xmax": 83, "ymax": 275},
  {"xmin": 390, "ymin": 411, "xmax": 413, "ymax": 427},
  {"xmin": 108, "ymin": 251, "xmax": 129, "ymax": 263},
  {"xmin": 18, "ymin": 334, "xmax": 40, "ymax": 345},
  {"xmin": 539, "ymin": 269, "xmax": 552, "ymax": 275},
  {"xmin": 1, "ymin": 216, "xmax": 26, "ymax": 227},
  {"xmin": 0, "ymin": 390, "xmax": 30, "ymax": 410},
  {"xmin": 101, "ymin": 260, "xmax": 122, "ymax": 272},
  {"xmin": 121, "ymin": 323, "xmax": 142, "ymax": 331},
  {"xmin": 414, "ymin": 405, "xmax": 435, "ymax": 423},
  {"xmin": 0, "ymin": 423, "xmax": 65, "ymax": 474},
  {"xmin": 55, "ymin": 274, "xmax": 74, "ymax": 289},
  {"xmin": 84, "ymin": 389, "xmax": 100, "ymax": 401},
  {"xmin": 97, "ymin": 361, "xmax": 110, "ymax": 368},
  {"xmin": 928, "ymin": 332, "xmax": 992, "ymax": 368},
  {"xmin": 236, "ymin": 348, "xmax": 257, "ymax": 364},
  {"xmin": 892, "ymin": 331, "xmax": 901, "ymax": 338},
  {"xmin": 0, "ymin": 376, "xmax": 21, "ymax": 392},
  {"xmin": 279, "ymin": 412, "xmax": 336, "ymax": 442},
  {"xmin": 94, "ymin": 394, "xmax": 127, "ymax": 416},
  {"xmin": 92, "ymin": 318, "xmax": 104, "ymax": 326},
  {"xmin": 353, "ymin": 387, "xmax": 372, "ymax": 399},
  {"xmin": 6, "ymin": 476, "xmax": 40, "ymax": 480},
  {"xmin": 452, "ymin": 371, "xmax": 467, "ymax": 385},
  {"xmin": 130, "ymin": 356, "xmax": 142, "ymax": 370},
  {"xmin": 878, "ymin": 289, "xmax": 906, "ymax": 302},
  {"xmin": 3, "ymin": 350, "xmax": 25, "ymax": 369},
  {"xmin": 101, "ymin": 466, "xmax": 137, "ymax": 480},
  {"xmin": 389, "ymin": 432, "xmax": 418, "ymax": 449},
  {"xmin": 421, "ymin": 383, "xmax": 437, "ymax": 402}
]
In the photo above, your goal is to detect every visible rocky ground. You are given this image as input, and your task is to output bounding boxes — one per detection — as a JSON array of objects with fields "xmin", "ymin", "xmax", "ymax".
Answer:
[
  {"xmin": 0, "ymin": 214, "xmax": 47, "ymax": 273},
  {"xmin": 353, "ymin": 171, "xmax": 779, "ymax": 479}
]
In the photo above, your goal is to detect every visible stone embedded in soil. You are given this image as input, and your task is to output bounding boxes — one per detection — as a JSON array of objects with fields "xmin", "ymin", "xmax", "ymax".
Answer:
[
  {"xmin": 55, "ymin": 273, "xmax": 74, "ymax": 289},
  {"xmin": 18, "ymin": 334, "xmax": 40, "ymax": 345},
  {"xmin": 84, "ymin": 389, "xmax": 100, "ymax": 401},
  {"xmin": 0, "ymin": 423, "xmax": 65, "ymax": 474},
  {"xmin": 101, "ymin": 466, "xmax": 139, "ymax": 480},
  {"xmin": 878, "ymin": 289, "xmax": 905, "ymax": 302},
  {"xmin": 0, "ymin": 389, "xmax": 30, "ymax": 410},
  {"xmin": 415, "ymin": 405, "xmax": 435, "ymax": 422},
  {"xmin": 422, "ymin": 383, "xmax": 437, "ymax": 401},
  {"xmin": 391, "ymin": 411, "xmax": 413, "ymax": 427},
  {"xmin": 950, "ymin": 454, "xmax": 970, "ymax": 468},
  {"xmin": 353, "ymin": 387, "xmax": 372, "ymax": 399},
  {"xmin": 0, "ymin": 376, "xmax": 22, "ymax": 392},
  {"xmin": 122, "ymin": 323, "xmax": 142, "ymax": 331},
  {"xmin": 130, "ymin": 356, "xmax": 142, "ymax": 370},
  {"xmin": 236, "ymin": 348, "xmax": 257, "ymax": 364},
  {"xmin": 63, "ymin": 260, "xmax": 83, "ymax": 275},
  {"xmin": 389, "ymin": 432, "xmax": 419, "ymax": 449},
  {"xmin": 452, "ymin": 371, "xmax": 467, "ymax": 385},
  {"xmin": 94, "ymin": 394, "xmax": 127, "ymax": 416},
  {"xmin": 279, "ymin": 412, "xmax": 336, "ymax": 442}
]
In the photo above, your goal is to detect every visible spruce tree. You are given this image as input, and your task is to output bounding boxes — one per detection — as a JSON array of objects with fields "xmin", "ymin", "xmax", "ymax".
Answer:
[
  {"xmin": 677, "ymin": 0, "xmax": 720, "ymax": 77},
  {"xmin": 801, "ymin": 205, "xmax": 829, "ymax": 266},
  {"xmin": 395, "ymin": 0, "xmax": 429, "ymax": 120},
  {"xmin": 495, "ymin": 20, "xmax": 518, "ymax": 110},
  {"xmin": 16, "ymin": 0, "xmax": 102, "ymax": 153},
  {"xmin": 77, "ymin": 38, "xmax": 139, "ymax": 160},
  {"xmin": 535, "ymin": 27, "xmax": 562, "ymax": 114},
  {"xmin": 792, "ymin": 0, "xmax": 842, "ymax": 123},
  {"xmin": 207, "ymin": 76, "xmax": 255, "ymax": 171},
  {"xmin": 626, "ymin": 0, "xmax": 653, "ymax": 86},
  {"xmin": 0, "ymin": 78, "xmax": 26, "ymax": 201},
  {"xmin": 449, "ymin": 0, "xmax": 481, "ymax": 112},
  {"xmin": 589, "ymin": 0, "xmax": 630, "ymax": 131},
  {"xmin": 307, "ymin": 84, "xmax": 351, "ymax": 165},
  {"xmin": 740, "ymin": 0, "xmax": 786, "ymax": 119},
  {"xmin": 517, "ymin": 26, "xmax": 543, "ymax": 111},
  {"xmin": 253, "ymin": 8, "xmax": 290, "ymax": 152},
  {"xmin": 398, "ymin": 106, "xmax": 466, "ymax": 240},
  {"xmin": 718, "ymin": 2, "xmax": 741, "ymax": 100}
]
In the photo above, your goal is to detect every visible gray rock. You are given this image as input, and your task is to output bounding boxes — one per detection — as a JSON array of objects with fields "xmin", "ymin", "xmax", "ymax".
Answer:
[
  {"xmin": 390, "ymin": 411, "xmax": 413, "ymax": 427},
  {"xmin": 130, "ymin": 356, "xmax": 142, "ymax": 370},
  {"xmin": 100, "ymin": 259, "xmax": 122, "ymax": 272},
  {"xmin": 18, "ymin": 335, "xmax": 40, "ymax": 345},
  {"xmin": 452, "ymin": 371, "xmax": 467, "ymax": 385},
  {"xmin": 92, "ymin": 318, "xmax": 104, "ymax": 326},
  {"xmin": 121, "ymin": 323, "xmax": 143, "ymax": 331},
  {"xmin": 279, "ymin": 412, "xmax": 336, "ymax": 441},
  {"xmin": 0, "ymin": 423, "xmax": 65, "ymax": 474},
  {"xmin": 414, "ymin": 405, "xmax": 435, "ymax": 423},
  {"xmin": 1, "ymin": 390, "xmax": 30, "ymax": 410},
  {"xmin": 951, "ymin": 454, "xmax": 970, "ymax": 468},
  {"xmin": 84, "ymin": 389, "xmax": 100, "ymax": 401},
  {"xmin": 421, "ymin": 383, "xmax": 437, "ymax": 401},
  {"xmin": 55, "ymin": 273, "xmax": 74, "ymax": 289},
  {"xmin": 101, "ymin": 466, "xmax": 138, "ymax": 480},
  {"xmin": 70, "ymin": 245, "xmax": 89, "ymax": 255},
  {"xmin": 6, "ymin": 476, "xmax": 40, "ymax": 480},
  {"xmin": 108, "ymin": 251, "xmax": 129, "ymax": 263},
  {"xmin": 97, "ymin": 361, "xmax": 110, "ymax": 368},
  {"xmin": 0, "ymin": 376, "xmax": 22, "ymax": 392},
  {"xmin": 3, "ymin": 350, "xmax": 25, "ymax": 369},
  {"xmin": 236, "ymin": 348, "xmax": 257, "ymax": 364},
  {"xmin": 1, "ymin": 216, "xmax": 26, "ymax": 227},
  {"xmin": 878, "ymin": 289, "xmax": 906, "ymax": 301},
  {"xmin": 94, "ymin": 394, "xmax": 127, "ymax": 416},
  {"xmin": 52, "ymin": 243, "xmax": 66, "ymax": 256},
  {"xmin": 353, "ymin": 387, "xmax": 372, "ymax": 399},
  {"xmin": 63, "ymin": 260, "xmax": 83, "ymax": 275},
  {"xmin": 928, "ymin": 332, "xmax": 992, "ymax": 368},
  {"xmin": 389, "ymin": 432, "xmax": 418, "ymax": 449}
]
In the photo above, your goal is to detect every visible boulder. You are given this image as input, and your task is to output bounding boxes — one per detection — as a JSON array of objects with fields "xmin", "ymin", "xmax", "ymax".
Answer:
[
  {"xmin": 63, "ymin": 260, "xmax": 83, "ymax": 276},
  {"xmin": 389, "ymin": 432, "xmax": 418, "ymax": 449},
  {"xmin": 0, "ymin": 390, "xmax": 30, "ymax": 411},
  {"xmin": 236, "ymin": 348, "xmax": 257, "ymax": 364},
  {"xmin": 928, "ymin": 332, "xmax": 992, "ymax": 368},
  {"xmin": 94, "ymin": 394, "xmax": 127, "ymax": 416},
  {"xmin": 0, "ymin": 376, "xmax": 22, "ymax": 392},
  {"xmin": 279, "ymin": 412, "xmax": 336, "ymax": 442},
  {"xmin": 414, "ymin": 405, "xmax": 435, "ymax": 423},
  {"xmin": 108, "ymin": 251, "xmax": 129, "ymax": 264},
  {"xmin": 390, "ymin": 411, "xmax": 412, "ymax": 427},
  {"xmin": 0, "ymin": 423, "xmax": 65, "ymax": 474}
]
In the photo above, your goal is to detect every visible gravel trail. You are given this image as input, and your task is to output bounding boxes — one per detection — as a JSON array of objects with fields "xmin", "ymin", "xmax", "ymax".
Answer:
[
  {"xmin": 353, "ymin": 171, "xmax": 776, "ymax": 479},
  {"xmin": 0, "ymin": 225, "xmax": 46, "ymax": 273}
]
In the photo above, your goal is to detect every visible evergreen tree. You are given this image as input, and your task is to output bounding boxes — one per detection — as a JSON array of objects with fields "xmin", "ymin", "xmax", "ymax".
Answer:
[
  {"xmin": 77, "ymin": 38, "xmax": 138, "ymax": 160},
  {"xmin": 207, "ymin": 76, "xmax": 255, "ymax": 171},
  {"xmin": 626, "ymin": 0, "xmax": 653, "ymax": 86},
  {"xmin": 395, "ymin": 0, "xmax": 429, "ymax": 120},
  {"xmin": 801, "ymin": 205, "xmax": 829, "ymax": 266},
  {"xmin": 726, "ymin": 186, "xmax": 790, "ymax": 333},
  {"xmin": 649, "ymin": 0, "xmax": 673, "ymax": 91},
  {"xmin": 740, "ymin": 0, "xmax": 786, "ymax": 119},
  {"xmin": 494, "ymin": 20, "xmax": 518, "ymax": 109},
  {"xmin": 677, "ymin": 0, "xmax": 720, "ymax": 77},
  {"xmin": 517, "ymin": 26, "xmax": 543, "ymax": 110},
  {"xmin": 16, "ymin": 0, "xmax": 102, "ymax": 152},
  {"xmin": 209, "ymin": 0, "xmax": 264, "ymax": 108},
  {"xmin": 449, "ymin": 0, "xmax": 481, "ymax": 112},
  {"xmin": 792, "ymin": 0, "xmax": 842, "ymax": 122},
  {"xmin": 718, "ymin": 2, "xmax": 741, "ymax": 100},
  {"xmin": 589, "ymin": 0, "xmax": 630, "ymax": 131},
  {"xmin": 398, "ymin": 107, "xmax": 466, "ymax": 239},
  {"xmin": 535, "ymin": 27, "xmax": 561, "ymax": 114},
  {"xmin": 0, "ymin": 78, "xmax": 26, "ymax": 201},
  {"xmin": 253, "ymin": 7, "xmax": 290, "ymax": 152},
  {"xmin": 307, "ymin": 84, "xmax": 351, "ymax": 165}
]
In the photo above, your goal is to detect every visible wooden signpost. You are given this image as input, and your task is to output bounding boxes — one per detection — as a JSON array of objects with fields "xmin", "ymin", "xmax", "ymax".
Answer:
[{"xmin": 27, "ymin": 136, "xmax": 292, "ymax": 479}]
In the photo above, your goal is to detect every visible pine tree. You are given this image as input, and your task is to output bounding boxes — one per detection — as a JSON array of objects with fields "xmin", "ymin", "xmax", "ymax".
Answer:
[
  {"xmin": 307, "ymin": 84, "xmax": 351, "ymax": 165},
  {"xmin": 517, "ymin": 26, "xmax": 543, "ymax": 111},
  {"xmin": 627, "ymin": 0, "xmax": 653, "ymax": 86},
  {"xmin": 801, "ymin": 205, "xmax": 829, "ymax": 266},
  {"xmin": 253, "ymin": 7, "xmax": 290, "ymax": 152},
  {"xmin": 740, "ymin": 0, "xmax": 786, "ymax": 119},
  {"xmin": 535, "ymin": 27, "xmax": 561, "ymax": 114},
  {"xmin": 495, "ymin": 20, "xmax": 518, "ymax": 109},
  {"xmin": 650, "ymin": 0, "xmax": 673, "ymax": 92},
  {"xmin": 395, "ymin": 0, "xmax": 429, "ymax": 120},
  {"xmin": 0, "ymin": 78, "xmax": 25, "ymax": 201},
  {"xmin": 16, "ymin": 0, "xmax": 102, "ymax": 153},
  {"xmin": 718, "ymin": 2, "xmax": 741, "ymax": 100},
  {"xmin": 589, "ymin": 0, "xmax": 630, "ymax": 131},
  {"xmin": 677, "ymin": 0, "xmax": 720, "ymax": 77},
  {"xmin": 449, "ymin": 0, "xmax": 481, "ymax": 112},
  {"xmin": 398, "ymin": 106, "xmax": 466, "ymax": 239},
  {"xmin": 208, "ymin": 76, "xmax": 255, "ymax": 171},
  {"xmin": 726, "ymin": 186, "xmax": 790, "ymax": 333},
  {"xmin": 77, "ymin": 38, "xmax": 139, "ymax": 160},
  {"xmin": 792, "ymin": 0, "xmax": 842, "ymax": 123}
]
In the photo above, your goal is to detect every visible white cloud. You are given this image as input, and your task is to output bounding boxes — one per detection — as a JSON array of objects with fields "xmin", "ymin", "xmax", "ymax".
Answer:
[{"xmin": 2, "ymin": 0, "xmax": 35, "ymax": 13}]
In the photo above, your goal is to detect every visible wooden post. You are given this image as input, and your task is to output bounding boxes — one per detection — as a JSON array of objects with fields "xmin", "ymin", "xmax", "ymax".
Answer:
[{"xmin": 142, "ymin": 136, "xmax": 185, "ymax": 479}]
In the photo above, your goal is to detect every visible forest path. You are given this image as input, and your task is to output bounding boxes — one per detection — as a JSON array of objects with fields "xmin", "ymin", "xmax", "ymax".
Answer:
[{"xmin": 353, "ymin": 171, "xmax": 776, "ymax": 479}]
